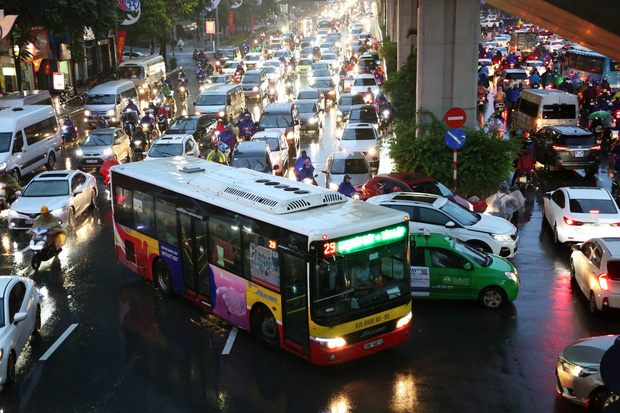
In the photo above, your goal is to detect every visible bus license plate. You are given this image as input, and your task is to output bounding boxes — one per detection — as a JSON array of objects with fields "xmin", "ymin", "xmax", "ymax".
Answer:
[
  {"xmin": 364, "ymin": 338, "xmax": 383, "ymax": 350},
  {"xmin": 575, "ymin": 151, "xmax": 584, "ymax": 157}
]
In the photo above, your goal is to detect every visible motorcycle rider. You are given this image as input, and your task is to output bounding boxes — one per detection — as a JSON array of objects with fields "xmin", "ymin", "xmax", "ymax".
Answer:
[
  {"xmin": 297, "ymin": 160, "xmax": 316, "ymax": 184},
  {"xmin": 220, "ymin": 125, "xmax": 238, "ymax": 159},
  {"xmin": 238, "ymin": 113, "xmax": 257, "ymax": 140},
  {"xmin": 164, "ymin": 94, "xmax": 176, "ymax": 117},
  {"xmin": 178, "ymin": 68, "xmax": 188, "ymax": 84},
  {"xmin": 124, "ymin": 99, "xmax": 139, "ymax": 113},
  {"xmin": 477, "ymin": 82, "xmax": 488, "ymax": 104},
  {"xmin": 31, "ymin": 206, "xmax": 65, "ymax": 252},
  {"xmin": 101, "ymin": 154, "xmax": 120, "ymax": 186},
  {"xmin": 206, "ymin": 144, "xmax": 227, "ymax": 164},
  {"xmin": 236, "ymin": 63, "xmax": 245, "ymax": 77},
  {"xmin": 511, "ymin": 144, "xmax": 535, "ymax": 186},
  {"xmin": 337, "ymin": 175, "xmax": 359, "ymax": 198},
  {"xmin": 139, "ymin": 111, "xmax": 155, "ymax": 139},
  {"xmin": 0, "ymin": 167, "xmax": 20, "ymax": 209},
  {"xmin": 94, "ymin": 114, "xmax": 109, "ymax": 129},
  {"xmin": 364, "ymin": 87, "xmax": 374, "ymax": 104},
  {"xmin": 131, "ymin": 126, "xmax": 148, "ymax": 159},
  {"xmin": 293, "ymin": 150, "xmax": 312, "ymax": 180},
  {"xmin": 161, "ymin": 78, "xmax": 172, "ymax": 96},
  {"xmin": 61, "ymin": 116, "xmax": 78, "ymax": 143}
]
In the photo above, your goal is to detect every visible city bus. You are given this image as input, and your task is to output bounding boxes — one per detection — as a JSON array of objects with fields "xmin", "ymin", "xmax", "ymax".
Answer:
[
  {"xmin": 109, "ymin": 157, "xmax": 412, "ymax": 364},
  {"xmin": 560, "ymin": 48, "xmax": 620, "ymax": 91}
]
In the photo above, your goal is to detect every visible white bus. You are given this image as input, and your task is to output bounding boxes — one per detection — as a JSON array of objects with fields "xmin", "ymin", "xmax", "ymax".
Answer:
[
  {"xmin": 118, "ymin": 55, "xmax": 166, "ymax": 97},
  {"xmin": 110, "ymin": 157, "xmax": 412, "ymax": 365}
]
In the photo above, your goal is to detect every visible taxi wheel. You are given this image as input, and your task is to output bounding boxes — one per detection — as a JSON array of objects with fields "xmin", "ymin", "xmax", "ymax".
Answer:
[
  {"xmin": 155, "ymin": 260, "xmax": 174, "ymax": 297},
  {"xmin": 589, "ymin": 291, "xmax": 600, "ymax": 314},
  {"xmin": 252, "ymin": 305, "xmax": 280, "ymax": 350},
  {"xmin": 569, "ymin": 261, "xmax": 576, "ymax": 283},
  {"xmin": 46, "ymin": 152, "xmax": 56, "ymax": 170},
  {"xmin": 479, "ymin": 287, "xmax": 505, "ymax": 309},
  {"xmin": 5, "ymin": 352, "xmax": 16, "ymax": 388},
  {"xmin": 553, "ymin": 225, "xmax": 559, "ymax": 245},
  {"xmin": 601, "ymin": 392, "xmax": 620, "ymax": 409}
]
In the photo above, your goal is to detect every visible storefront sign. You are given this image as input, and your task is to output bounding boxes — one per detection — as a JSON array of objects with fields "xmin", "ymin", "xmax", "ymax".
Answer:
[{"xmin": 53, "ymin": 72, "xmax": 65, "ymax": 90}]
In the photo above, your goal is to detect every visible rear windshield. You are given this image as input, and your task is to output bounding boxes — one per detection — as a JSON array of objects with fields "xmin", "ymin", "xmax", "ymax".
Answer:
[
  {"xmin": 341, "ymin": 128, "xmax": 375, "ymax": 140},
  {"xmin": 220, "ymin": 50, "xmax": 236, "ymax": 58},
  {"xmin": 298, "ymin": 91, "xmax": 319, "ymax": 99},
  {"xmin": 252, "ymin": 137, "xmax": 279, "ymax": 151},
  {"xmin": 299, "ymin": 59, "xmax": 313, "ymax": 66},
  {"xmin": 330, "ymin": 158, "xmax": 369, "ymax": 174},
  {"xmin": 0, "ymin": 132, "xmax": 11, "ymax": 153},
  {"xmin": 506, "ymin": 72, "xmax": 528, "ymax": 80},
  {"xmin": 245, "ymin": 55, "xmax": 261, "ymax": 61},
  {"xmin": 569, "ymin": 198, "xmax": 617, "ymax": 214},
  {"xmin": 559, "ymin": 135, "xmax": 596, "ymax": 146},
  {"xmin": 312, "ymin": 79, "xmax": 334, "ymax": 88},
  {"xmin": 350, "ymin": 108, "xmax": 377, "ymax": 122},
  {"xmin": 354, "ymin": 78, "xmax": 377, "ymax": 86},
  {"xmin": 86, "ymin": 94, "xmax": 115, "ymax": 105},
  {"xmin": 542, "ymin": 104, "xmax": 577, "ymax": 119},
  {"xmin": 118, "ymin": 67, "xmax": 144, "ymax": 79},
  {"xmin": 607, "ymin": 261, "xmax": 620, "ymax": 280},
  {"xmin": 232, "ymin": 156, "xmax": 269, "ymax": 172},
  {"xmin": 339, "ymin": 95, "xmax": 365, "ymax": 106}
]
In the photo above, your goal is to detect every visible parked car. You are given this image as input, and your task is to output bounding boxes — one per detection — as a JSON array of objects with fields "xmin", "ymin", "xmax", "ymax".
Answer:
[
  {"xmin": 409, "ymin": 233, "xmax": 519, "ymax": 308},
  {"xmin": 367, "ymin": 192, "xmax": 519, "ymax": 258},
  {"xmin": 570, "ymin": 237, "xmax": 620, "ymax": 314},
  {"xmin": 543, "ymin": 187, "xmax": 620, "ymax": 244},
  {"xmin": 76, "ymin": 128, "xmax": 131, "ymax": 169},
  {"xmin": 533, "ymin": 126, "xmax": 600, "ymax": 176},
  {"xmin": 322, "ymin": 151, "xmax": 373, "ymax": 194},
  {"xmin": 0, "ymin": 276, "xmax": 41, "ymax": 391},
  {"xmin": 337, "ymin": 122, "xmax": 380, "ymax": 167},
  {"xmin": 556, "ymin": 335, "xmax": 620, "ymax": 409},
  {"xmin": 251, "ymin": 131, "xmax": 289, "ymax": 176},
  {"xmin": 8, "ymin": 170, "xmax": 97, "ymax": 230},
  {"xmin": 144, "ymin": 134, "xmax": 200, "ymax": 160}
]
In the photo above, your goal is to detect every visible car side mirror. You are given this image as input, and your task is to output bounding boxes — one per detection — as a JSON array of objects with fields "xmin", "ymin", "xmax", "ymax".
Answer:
[
  {"xmin": 15, "ymin": 190, "xmax": 21, "ymax": 197},
  {"xmin": 463, "ymin": 262, "xmax": 473, "ymax": 270},
  {"xmin": 193, "ymin": 102, "xmax": 196, "ymax": 106},
  {"xmin": 445, "ymin": 221, "xmax": 456, "ymax": 228},
  {"xmin": 544, "ymin": 193, "xmax": 551, "ymax": 199},
  {"xmin": 13, "ymin": 312, "xmax": 27, "ymax": 325},
  {"xmin": 343, "ymin": 115, "xmax": 349, "ymax": 121},
  {"xmin": 571, "ymin": 244, "xmax": 582, "ymax": 251},
  {"xmin": 294, "ymin": 119, "xmax": 300, "ymax": 125}
]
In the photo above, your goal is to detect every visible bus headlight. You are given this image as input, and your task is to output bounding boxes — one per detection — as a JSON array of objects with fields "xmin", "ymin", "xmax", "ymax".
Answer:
[
  {"xmin": 316, "ymin": 337, "xmax": 347, "ymax": 349},
  {"xmin": 396, "ymin": 311, "xmax": 412, "ymax": 329}
]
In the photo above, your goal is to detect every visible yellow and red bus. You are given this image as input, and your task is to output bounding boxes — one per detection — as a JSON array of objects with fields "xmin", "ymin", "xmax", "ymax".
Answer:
[{"xmin": 110, "ymin": 157, "xmax": 411, "ymax": 364}]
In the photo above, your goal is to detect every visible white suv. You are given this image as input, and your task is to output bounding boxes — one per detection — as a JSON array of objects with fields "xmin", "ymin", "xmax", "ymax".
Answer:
[
  {"xmin": 367, "ymin": 192, "xmax": 519, "ymax": 258},
  {"xmin": 338, "ymin": 123, "xmax": 380, "ymax": 167},
  {"xmin": 145, "ymin": 134, "xmax": 200, "ymax": 160}
]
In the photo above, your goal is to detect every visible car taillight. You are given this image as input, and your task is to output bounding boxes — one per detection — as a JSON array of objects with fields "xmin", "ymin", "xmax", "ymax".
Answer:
[
  {"xmin": 589, "ymin": 145, "xmax": 601, "ymax": 150},
  {"xmin": 553, "ymin": 145, "xmax": 570, "ymax": 151},
  {"xmin": 599, "ymin": 273, "xmax": 609, "ymax": 291},
  {"xmin": 610, "ymin": 222, "xmax": 620, "ymax": 227},
  {"xmin": 564, "ymin": 217, "xmax": 584, "ymax": 226}
]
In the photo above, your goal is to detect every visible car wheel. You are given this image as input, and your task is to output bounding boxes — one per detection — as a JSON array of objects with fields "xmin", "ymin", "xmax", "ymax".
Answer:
[
  {"xmin": 31, "ymin": 253, "xmax": 41, "ymax": 271},
  {"xmin": 90, "ymin": 189, "xmax": 97, "ymax": 209},
  {"xmin": 68, "ymin": 207, "xmax": 76, "ymax": 229},
  {"xmin": 589, "ymin": 291, "xmax": 599, "ymax": 314},
  {"xmin": 479, "ymin": 287, "xmax": 505, "ymax": 309},
  {"xmin": 553, "ymin": 224, "xmax": 559, "ymax": 244},
  {"xmin": 570, "ymin": 261, "xmax": 576, "ymax": 282},
  {"xmin": 601, "ymin": 391, "xmax": 620, "ymax": 409},
  {"xmin": 5, "ymin": 352, "xmax": 16, "ymax": 388},
  {"xmin": 155, "ymin": 260, "xmax": 174, "ymax": 296},
  {"xmin": 33, "ymin": 305, "xmax": 41, "ymax": 336},
  {"xmin": 585, "ymin": 166, "xmax": 598, "ymax": 177},
  {"xmin": 45, "ymin": 152, "xmax": 56, "ymax": 170},
  {"xmin": 251, "ymin": 305, "xmax": 280, "ymax": 349}
]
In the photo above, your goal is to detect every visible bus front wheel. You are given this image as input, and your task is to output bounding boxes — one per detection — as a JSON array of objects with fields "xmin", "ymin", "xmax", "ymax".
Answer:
[
  {"xmin": 251, "ymin": 306, "xmax": 280, "ymax": 350},
  {"xmin": 154, "ymin": 260, "xmax": 174, "ymax": 297}
]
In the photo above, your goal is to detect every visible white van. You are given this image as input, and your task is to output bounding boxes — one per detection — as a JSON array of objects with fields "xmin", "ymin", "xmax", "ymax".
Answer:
[
  {"xmin": 83, "ymin": 80, "xmax": 138, "ymax": 126},
  {"xmin": 117, "ymin": 55, "xmax": 166, "ymax": 97},
  {"xmin": 194, "ymin": 84, "xmax": 245, "ymax": 122},
  {"xmin": 0, "ymin": 90, "xmax": 53, "ymax": 109},
  {"xmin": 511, "ymin": 89, "xmax": 579, "ymax": 134},
  {"xmin": 0, "ymin": 106, "xmax": 61, "ymax": 179}
]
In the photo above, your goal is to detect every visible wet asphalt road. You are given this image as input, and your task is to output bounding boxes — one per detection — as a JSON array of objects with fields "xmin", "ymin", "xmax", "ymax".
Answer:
[{"xmin": 0, "ymin": 52, "xmax": 619, "ymax": 413}]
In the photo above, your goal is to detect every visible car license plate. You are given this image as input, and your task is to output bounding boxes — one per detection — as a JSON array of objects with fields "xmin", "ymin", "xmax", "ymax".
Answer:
[
  {"xmin": 364, "ymin": 338, "xmax": 383, "ymax": 350},
  {"xmin": 25, "ymin": 219, "xmax": 33, "ymax": 225},
  {"xmin": 575, "ymin": 150, "xmax": 584, "ymax": 157},
  {"xmin": 86, "ymin": 159, "xmax": 98, "ymax": 164},
  {"xmin": 517, "ymin": 175, "xmax": 527, "ymax": 183}
]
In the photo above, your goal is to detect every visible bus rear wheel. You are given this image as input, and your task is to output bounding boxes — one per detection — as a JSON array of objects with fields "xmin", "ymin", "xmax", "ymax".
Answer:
[
  {"xmin": 154, "ymin": 260, "xmax": 174, "ymax": 297},
  {"xmin": 252, "ymin": 306, "xmax": 279, "ymax": 350}
]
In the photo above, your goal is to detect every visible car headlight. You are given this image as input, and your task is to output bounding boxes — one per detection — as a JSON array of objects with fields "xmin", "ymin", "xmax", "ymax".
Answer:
[
  {"xmin": 195, "ymin": 111, "xmax": 201, "ymax": 116},
  {"xmin": 329, "ymin": 182, "xmax": 339, "ymax": 190},
  {"xmin": 76, "ymin": 149, "xmax": 84, "ymax": 156},
  {"xmin": 286, "ymin": 131, "xmax": 294, "ymax": 141},
  {"xmin": 103, "ymin": 148, "xmax": 114, "ymax": 156},
  {"xmin": 560, "ymin": 358, "xmax": 599, "ymax": 377},
  {"xmin": 133, "ymin": 140, "xmax": 143, "ymax": 146},
  {"xmin": 107, "ymin": 109, "xmax": 115, "ymax": 116},
  {"xmin": 504, "ymin": 271, "xmax": 519, "ymax": 283},
  {"xmin": 315, "ymin": 337, "xmax": 347, "ymax": 349},
  {"xmin": 336, "ymin": 110, "xmax": 343, "ymax": 117},
  {"xmin": 368, "ymin": 147, "xmax": 377, "ymax": 155},
  {"xmin": 219, "ymin": 111, "xmax": 226, "ymax": 117},
  {"xmin": 0, "ymin": 161, "xmax": 7, "ymax": 170},
  {"xmin": 309, "ymin": 117, "xmax": 318, "ymax": 124},
  {"xmin": 51, "ymin": 206, "xmax": 68, "ymax": 216},
  {"xmin": 141, "ymin": 123, "xmax": 149, "ymax": 129},
  {"xmin": 253, "ymin": 86, "xmax": 259, "ymax": 91},
  {"xmin": 84, "ymin": 110, "xmax": 90, "ymax": 116},
  {"xmin": 492, "ymin": 233, "xmax": 512, "ymax": 242},
  {"xmin": 396, "ymin": 311, "xmax": 412, "ymax": 329}
]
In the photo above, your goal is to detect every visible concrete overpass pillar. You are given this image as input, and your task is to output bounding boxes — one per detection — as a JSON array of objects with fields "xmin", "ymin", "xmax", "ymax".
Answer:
[
  {"xmin": 385, "ymin": 0, "xmax": 398, "ymax": 41},
  {"xmin": 397, "ymin": 0, "xmax": 416, "ymax": 70},
  {"xmin": 416, "ymin": 0, "xmax": 479, "ymax": 129}
]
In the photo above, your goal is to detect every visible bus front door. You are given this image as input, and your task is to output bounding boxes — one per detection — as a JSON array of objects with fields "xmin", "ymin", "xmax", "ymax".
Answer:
[
  {"xmin": 179, "ymin": 211, "xmax": 211, "ymax": 303},
  {"xmin": 280, "ymin": 249, "xmax": 310, "ymax": 356}
]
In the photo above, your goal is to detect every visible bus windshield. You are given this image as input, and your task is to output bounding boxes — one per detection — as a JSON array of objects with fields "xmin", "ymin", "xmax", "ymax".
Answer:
[
  {"xmin": 196, "ymin": 95, "xmax": 226, "ymax": 106},
  {"xmin": 86, "ymin": 94, "xmax": 116, "ymax": 105},
  {"xmin": 118, "ymin": 66, "xmax": 144, "ymax": 79},
  {"xmin": 542, "ymin": 104, "xmax": 576, "ymax": 119},
  {"xmin": 312, "ymin": 240, "xmax": 409, "ymax": 320}
]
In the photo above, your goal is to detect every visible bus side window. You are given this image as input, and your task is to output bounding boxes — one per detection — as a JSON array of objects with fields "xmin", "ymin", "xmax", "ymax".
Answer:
[
  {"xmin": 133, "ymin": 190, "xmax": 155, "ymax": 238},
  {"xmin": 114, "ymin": 186, "xmax": 133, "ymax": 227},
  {"xmin": 242, "ymin": 221, "xmax": 280, "ymax": 291},
  {"xmin": 209, "ymin": 216, "xmax": 241, "ymax": 273},
  {"xmin": 154, "ymin": 198, "xmax": 177, "ymax": 247}
]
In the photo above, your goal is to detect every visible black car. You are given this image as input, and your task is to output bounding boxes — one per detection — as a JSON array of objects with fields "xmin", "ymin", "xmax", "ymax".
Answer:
[
  {"xmin": 336, "ymin": 93, "xmax": 365, "ymax": 125},
  {"xmin": 215, "ymin": 47, "xmax": 242, "ymax": 66},
  {"xmin": 166, "ymin": 115, "xmax": 216, "ymax": 150},
  {"xmin": 295, "ymin": 99, "xmax": 322, "ymax": 135},
  {"xmin": 533, "ymin": 125, "xmax": 600, "ymax": 176},
  {"xmin": 309, "ymin": 77, "xmax": 338, "ymax": 104}
]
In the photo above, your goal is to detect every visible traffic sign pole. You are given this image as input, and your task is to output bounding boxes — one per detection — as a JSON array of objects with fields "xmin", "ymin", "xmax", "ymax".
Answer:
[{"xmin": 453, "ymin": 149, "xmax": 457, "ymax": 191}]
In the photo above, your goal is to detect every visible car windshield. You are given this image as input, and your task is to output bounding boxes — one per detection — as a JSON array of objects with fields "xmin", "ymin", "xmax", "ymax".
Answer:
[
  {"xmin": 0, "ymin": 132, "xmax": 11, "ymax": 153},
  {"xmin": 542, "ymin": 104, "xmax": 577, "ymax": 119},
  {"xmin": 507, "ymin": 72, "xmax": 528, "ymax": 80},
  {"xmin": 242, "ymin": 74, "xmax": 261, "ymax": 84},
  {"xmin": 82, "ymin": 132, "xmax": 114, "ymax": 146},
  {"xmin": 354, "ymin": 78, "xmax": 377, "ymax": 86},
  {"xmin": 298, "ymin": 91, "xmax": 319, "ymax": 100},
  {"xmin": 209, "ymin": 76, "xmax": 227, "ymax": 84},
  {"xmin": 196, "ymin": 95, "xmax": 226, "ymax": 105},
  {"xmin": 232, "ymin": 156, "xmax": 269, "ymax": 172},
  {"xmin": 299, "ymin": 59, "xmax": 312, "ymax": 66},
  {"xmin": 259, "ymin": 115, "xmax": 292, "ymax": 128},
  {"xmin": 169, "ymin": 119, "xmax": 198, "ymax": 130},
  {"xmin": 439, "ymin": 199, "xmax": 479, "ymax": 225},
  {"xmin": 118, "ymin": 66, "xmax": 144, "ymax": 79},
  {"xmin": 312, "ymin": 79, "xmax": 334, "ymax": 88},
  {"xmin": 148, "ymin": 144, "xmax": 183, "ymax": 157},
  {"xmin": 263, "ymin": 66, "xmax": 276, "ymax": 74},
  {"xmin": 330, "ymin": 158, "xmax": 369, "ymax": 174},
  {"xmin": 453, "ymin": 238, "xmax": 491, "ymax": 267},
  {"xmin": 252, "ymin": 137, "xmax": 279, "ymax": 151},
  {"xmin": 569, "ymin": 198, "xmax": 618, "ymax": 214},
  {"xmin": 322, "ymin": 54, "xmax": 336, "ymax": 60},
  {"xmin": 220, "ymin": 50, "xmax": 236, "ymax": 58},
  {"xmin": 341, "ymin": 128, "xmax": 375, "ymax": 140},
  {"xmin": 311, "ymin": 240, "xmax": 409, "ymax": 319},
  {"xmin": 409, "ymin": 181, "xmax": 454, "ymax": 197},
  {"xmin": 223, "ymin": 61, "xmax": 238, "ymax": 69},
  {"xmin": 23, "ymin": 180, "xmax": 69, "ymax": 197},
  {"xmin": 339, "ymin": 95, "xmax": 365, "ymax": 106},
  {"xmin": 85, "ymin": 94, "xmax": 115, "ymax": 105},
  {"xmin": 302, "ymin": 47, "xmax": 314, "ymax": 55},
  {"xmin": 350, "ymin": 108, "xmax": 377, "ymax": 123},
  {"xmin": 296, "ymin": 103, "xmax": 317, "ymax": 113}
]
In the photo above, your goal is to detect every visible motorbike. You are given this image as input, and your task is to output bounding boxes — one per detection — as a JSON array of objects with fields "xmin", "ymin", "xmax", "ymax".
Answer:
[
  {"xmin": 301, "ymin": 176, "xmax": 318, "ymax": 186},
  {"xmin": 177, "ymin": 84, "xmax": 189, "ymax": 102},
  {"xmin": 29, "ymin": 227, "xmax": 66, "ymax": 271},
  {"xmin": 267, "ymin": 85, "xmax": 278, "ymax": 103},
  {"xmin": 157, "ymin": 113, "xmax": 169, "ymax": 133},
  {"xmin": 0, "ymin": 183, "xmax": 18, "ymax": 210},
  {"xmin": 121, "ymin": 111, "xmax": 139, "ymax": 138},
  {"xmin": 59, "ymin": 87, "xmax": 86, "ymax": 106},
  {"xmin": 494, "ymin": 101, "xmax": 505, "ymax": 112},
  {"xmin": 240, "ymin": 126, "xmax": 254, "ymax": 141},
  {"xmin": 211, "ymin": 130, "xmax": 222, "ymax": 148},
  {"xmin": 477, "ymin": 95, "xmax": 486, "ymax": 110},
  {"xmin": 60, "ymin": 124, "xmax": 78, "ymax": 145},
  {"xmin": 515, "ymin": 171, "xmax": 533, "ymax": 190},
  {"xmin": 132, "ymin": 137, "xmax": 148, "ymax": 161}
]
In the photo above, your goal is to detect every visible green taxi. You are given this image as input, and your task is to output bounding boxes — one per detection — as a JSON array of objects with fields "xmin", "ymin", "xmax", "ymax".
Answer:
[{"xmin": 410, "ymin": 233, "xmax": 520, "ymax": 308}]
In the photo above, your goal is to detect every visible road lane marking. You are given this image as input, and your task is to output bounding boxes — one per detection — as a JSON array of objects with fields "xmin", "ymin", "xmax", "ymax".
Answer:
[
  {"xmin": 222, "ymin": 327, "xmax": 238, "ymax": 355},
  {"xmin": 40, "ymin": 323, "xmax": 78, "ymax": 361}
]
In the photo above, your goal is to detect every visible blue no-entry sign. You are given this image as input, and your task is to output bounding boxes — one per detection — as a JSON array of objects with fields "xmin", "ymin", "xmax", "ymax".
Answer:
[{"xmin": 445, "ymin": 128, "xmax": 466, "ymax": 150}]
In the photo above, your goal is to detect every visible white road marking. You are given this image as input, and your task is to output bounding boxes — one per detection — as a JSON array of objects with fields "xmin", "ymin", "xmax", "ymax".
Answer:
[
  {"xmin": 222, "ymin": 327, "xmax": 238, "ymax": 355},
  {"xmin": 40, "ymin": 323, "xmax": 78, "ymax": 361}
]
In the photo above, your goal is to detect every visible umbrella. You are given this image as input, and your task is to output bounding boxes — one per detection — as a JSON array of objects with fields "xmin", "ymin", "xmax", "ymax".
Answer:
[{"xmin": 587, "ymin": 110, "xmax": 612, "ymax": 119}]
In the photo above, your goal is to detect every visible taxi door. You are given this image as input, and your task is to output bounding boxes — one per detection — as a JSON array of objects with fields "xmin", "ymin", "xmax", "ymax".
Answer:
[{"xmin": 427, "ymin": 247, "xmax": 474, "ymax": 299}]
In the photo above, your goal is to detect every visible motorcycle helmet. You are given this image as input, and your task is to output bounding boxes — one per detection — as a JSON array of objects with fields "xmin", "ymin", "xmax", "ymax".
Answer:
[
  {"xmin": 41, "ymin": 206, "xmax": 49, "ymax": 214},
  {"xmin": 344, "ymin": 174, "xmax": 351, "ymax": 180}
]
